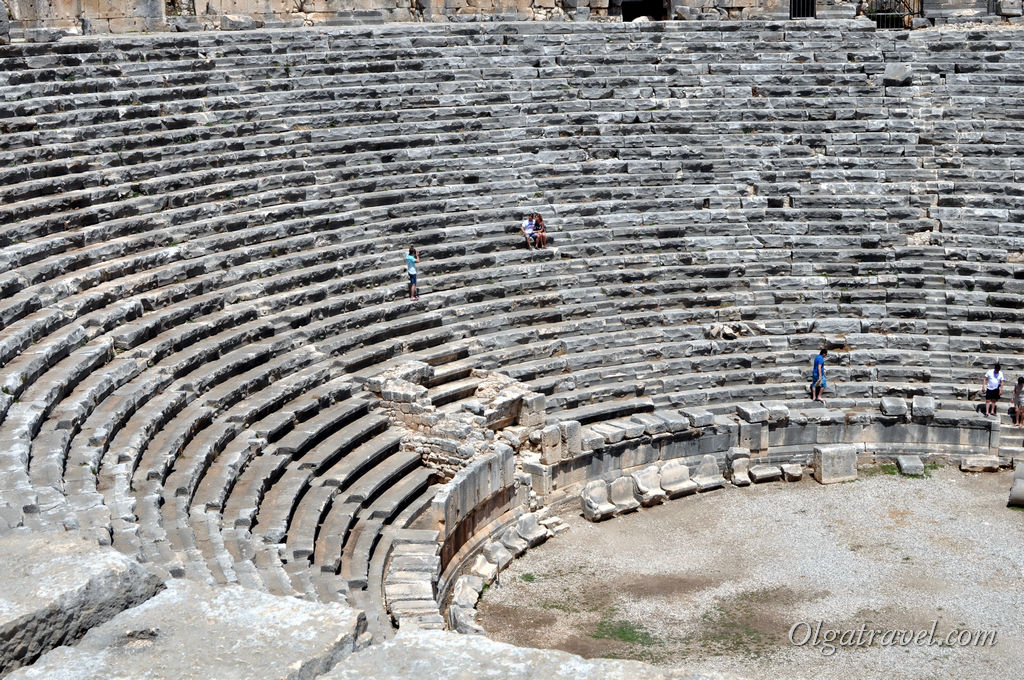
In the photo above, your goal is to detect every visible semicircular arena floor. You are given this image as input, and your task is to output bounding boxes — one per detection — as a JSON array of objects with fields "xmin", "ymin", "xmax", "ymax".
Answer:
[{"xmin": 477, "ymin": 467, "xmax": 1023, "ymax": 680}]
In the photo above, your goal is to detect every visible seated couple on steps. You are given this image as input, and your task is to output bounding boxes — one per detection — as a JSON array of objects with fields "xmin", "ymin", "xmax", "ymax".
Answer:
[{"xmin": 521, "ymin": 213, "xmax": 547, "ymax": 250}]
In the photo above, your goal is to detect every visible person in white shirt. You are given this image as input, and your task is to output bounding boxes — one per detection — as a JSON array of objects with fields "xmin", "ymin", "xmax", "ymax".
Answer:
[
  {"xmin": 521, "ymin": 215, "xmax": 537, "ymax": 250},
  {"xmin": 982, "ymin": 362, "xmax": 1004, "ymax": 417}
]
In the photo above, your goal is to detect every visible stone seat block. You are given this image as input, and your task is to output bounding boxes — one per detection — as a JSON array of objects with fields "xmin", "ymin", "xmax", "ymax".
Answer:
[
  {"xmin": 580, "ymin": 480, "xmax": 616, "ymax": 522},
  {"xmin": 960, "ymin": 455, "xmax": 1001, "ymax": 473},
  {"xmin": 608, "ymin": 476, "xmax": 640, "ymax": 515},
  {"xmin": 630, "ymin": 465, "xmax": 667, "ymax": 507},
  {"xmin": 692, "ymin": 454, "xmax": 726, "ymax": 492}
]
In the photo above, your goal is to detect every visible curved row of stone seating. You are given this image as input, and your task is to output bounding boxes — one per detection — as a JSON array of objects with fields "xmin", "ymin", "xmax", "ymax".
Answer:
[{"xmin": 2, "ymin": 22, "xmax": 1024, "ymax": 645}]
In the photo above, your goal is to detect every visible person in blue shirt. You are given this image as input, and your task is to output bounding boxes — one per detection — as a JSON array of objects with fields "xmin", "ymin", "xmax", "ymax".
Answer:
[
  {"xmin": 406, "ymin": 246, "xmax": 419, "ymax": 301},
  {"xmin": 811, "ymin": 348, "xmax": 828, "ymax": 402}
]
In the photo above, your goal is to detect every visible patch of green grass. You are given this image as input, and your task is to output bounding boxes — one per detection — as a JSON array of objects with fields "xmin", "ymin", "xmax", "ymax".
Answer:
[
  {"xmin": 880, "ymin": 463, "xmax": 899, "ymax": 475},
  {"xmin": 1009, "ymin": 505, "xmax": 1024, "ymax": 513},
  {"xmin": 520, "ymin": 573, "xmax": 536, "ymax": 583},
  {"xmin": 592, "ymin": 615, "xmax": 659, "ymax": 646}
]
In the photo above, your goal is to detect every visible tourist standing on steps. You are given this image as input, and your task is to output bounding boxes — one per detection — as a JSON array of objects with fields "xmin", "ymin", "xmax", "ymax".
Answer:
[
  {"xmin": 1013, "ymin": 376, "xmax": 1024, "ymax": 427},
  {"xmin": 811, "ymin": 348, "xmax": 828, "ymax": 403},
  {"xmin": 406, "ymin": 246, "xmax": 419, "ymax": 301},
  {"xmin": 982, "ymin": 362, "xmax": 1004, "ymax": 417}
]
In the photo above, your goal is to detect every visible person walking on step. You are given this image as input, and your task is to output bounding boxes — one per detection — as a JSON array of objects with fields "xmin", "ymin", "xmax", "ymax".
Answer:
[
  {"xmin": 811, "ymin": 348, "xmax": 828, "ymax": 403},
  {"xmin": 982, "ymin": 362, "xmax": 1004, "ymax": 417},
  {"xmin": 1013, "ymin": 376, "xmax": 1024, "ymax": 427},
  {"xmin": 406, "ymin": 246, "xmax": 420, "ymax": 301}
]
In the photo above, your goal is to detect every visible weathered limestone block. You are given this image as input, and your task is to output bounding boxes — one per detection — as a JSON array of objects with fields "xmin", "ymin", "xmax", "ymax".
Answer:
[
  {"xmin": 0, "ymin": 532, "xmax": 164, "ymax": 676},
  {"xmin": 499, "ymin": 526, "xmax": 528, "ymax": 557},
  {"xmin": 680, "ymin": 408, "xmax": 714, "ymax": 428},
  {"xmin": 630, "ymin": 413, "xmax": 666, "ymax": 435},
  {"xmin": 591, "ymin": 422, "xmax": 625, "ymax": 444},
  {"xmin": 654, "ymin": 410, "xmax": 689, "ymax": 433},
  {"xmin": 692, "ymin": 454, "xmax": 726, "ymax": 492},
  {"xmin": 761, "ymin": 401, "xmax": 790, "ymax": 422},
  {"xmin": 515, "ymin": 513, "xmax": 549, "ymax": 548},
  {"xmin": 518, "ymin": 393, "xmax": 546, "ymax": 428},
  {"xmin": 882, "ymin": 63, "xmax": 913, "ymax": 87},
  {"xmin": 880, "ymin": 397, "xmax": 908, "ymax": 417},
  {"xmin": 736, "ymin": 402, "xmax": 768, "ymax": 423},
  {"xmin": 221, "ymin": 14, "xmax": 265, "ymax": 29},
  {"xmin": 781, "ymin": 463, "xmax": 803, "ymax": 482},
  {"xmin": 539, "ymin": 424, "xmax": 562, "ymax": 464},
  {"xmin": 9, "ymin": 580, "xmax": 364, "ymax": 680},
  {"xmin": 580, "ymin": 428, "xmax": 604, "ymax": 451},
  {"xmin": 608, "ymin": 418, "xmax": 644, "ymax": 439},
  {"xmin": 580, "ymin": 480, "xmax": 616, "ymax": 522},
  {"xmin": 659, "ymin": 460, "xmax": 698, "ymax": 498},
  {"xmin": 896, "ymin": 455, "xmax": 924, "ymax": 476},
  {"xmin": 451, "ymin": 575, "xmax": 482, "ymax": 608},
  {"xmin": 482, "ymin": 541, "xmax": 513, "ymax": 570},
  {"xmin": 468, "ymin": 554, "xmax": 499, "ymax": 584},
  {"xmin": 997, "ymin": 0, "xmax": 1022, "ymax": 16},
  {"xmin": 813, "ymin": 444, "xmax": 858, "ymax": 484},
  {"xmin": 960, "ymin": 455, "xmax": 1001, "ymax": 473},
  {"xmin": 749, "ymin": 464, "xmax": 783, "ymax": 483},
  {"xmin": 731, "ymin": 457, "xmax": 751, "ymax": 487},
  {"xmin": 449, "ymin": 605, "xmax": 485, "ymax": 635},
  {"xmin": 912, "ymin": 396, "xmax": 937, "ymax": 418},
  {"xmin": 559, "ymin": 420, "xmax": 582, "ymax": 457},
  {"xmin": 630, "ymin": 465, "xmax": 666, "ymax": 507},
  {"xmin": 609, "ymin": 476, "xmax": 640, "ymax": 515}
]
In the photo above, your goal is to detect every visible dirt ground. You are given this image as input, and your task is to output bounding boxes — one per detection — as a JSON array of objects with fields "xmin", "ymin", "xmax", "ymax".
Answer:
[{"xmin": 477, "ymin": 467, "xmax": 1024, "ymax": 680}]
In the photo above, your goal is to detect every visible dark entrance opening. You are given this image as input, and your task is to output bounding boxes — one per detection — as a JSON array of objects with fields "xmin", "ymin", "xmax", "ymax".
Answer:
[
  {"xmin": 621, "ymin": 0, "xmax": 667, "ymax": 21},
  {"xmin": 790, "ymin": 0, "xmax": 815, "ymax": 18},
  {"xmin": 864, "ymin": 0, "xmax": 923, "ymax": 28}
]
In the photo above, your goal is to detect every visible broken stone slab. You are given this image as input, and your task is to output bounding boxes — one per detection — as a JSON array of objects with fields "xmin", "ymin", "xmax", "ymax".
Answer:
[
  {"xmin": 692, "ymin": 454, "xmax": 726, "ymax": 492},
  {"xmin": 731, "ymin": 458, "xmax": 751, "ymax": 487},
  {"xmin": 539, "ymin": 424, "xmax": 561, "ymax": 465},
  {"xmin": 997, "ymin": 0, "xmax": 1022, "ymax": 16},
  {"xmin": 482, "ymin": 541, "xmax": 513, "ymax": 570},
  {"xmin": 896, "ymin": 455, "xmax": 925, "ymax": 476},
  {"xmin": 499, "ymin": 526, "xmax": 528, "ymax": 557},
  {"xmin": 0, "ymin": 531, "xmax": 164, "ymax": 676},
  {"xmin": 630, "ymin": 465, "xmax": 666, "ymax": 507},
  {"xmin": 882, "ymin": 63, "xmax": 913, "ymax": 87},
  {"xmin": 580, "ymin": 480, "xmax": 616, "ymax": 522},
  {"xmin": 221, "ymin": 14, "xmax": 266, "ymax": 30},
  {"xmin": 653, "ymin": 410, "xmax": 688, "ymax": 433},
  {"xmin": 608, "ymin": 476, "xmax": 640, "ymax": 515},
  {"xmin": 781, "ymin": 463, "xmax": 804, "ymax": 482},
  {"xmin": 559, "ymin": 420, "xmax": 582, "ymax": 457},
  {"xmin": 680, "ymin": 408, "xmax": 714, "ymax": 428},
  {"xmin": 912, "ymin": 396, "xmax": 937, "ymax": 418},
  {"xmin": 749, "ymin": 464, "xmax": 783, "ymax": 483},
  {"xmin": 813, "ymin": 444, "xmax": 858, "ymax": 484},
  {"xmin": 467, "ymin": 554, "xmax": 498, "ymax": 584},
  {"xmin": 448, "ymin": 605, "xmax": 485, "ymax": 635},
  {"xmin": 8, "ymin": 579, "xmax": 364, "ymax": 680},
  {"xmin": 880, "ymin": 397, "xmax": 908, "ymax": 417},
  {"xmin": 760, "ymin": 401, "xmax": 790, "ymax": 422},
  {"xmin": 736, "ymin": 402, "xmax": 769, "ymax": 423},
  {"xmin": 607, "ymin": 418, "xmax": 644, "ymax": 439},
  {"xmin": 514, "ymin": 513, "xmax": 549, "ymax": 548},
  {"xmin": 451, "ymin": 575, "xmax": 482, "ymax": 608},
  {"xmin": 960, "ymin": 455, "xmax": 1001, "ymax": 473},
  {"xmin": 580, "ymin": 428, "xmax": 605, "ymax": 451},
  {"xmin": 320, "ymin": 627, "xmax": 709, "ymax": 679},
  {"xmin": 590, "ymin": 422, "xmax": 625, "ymax": 444},
  {"xmin": 658, "ymin": 460, "xmax": 698, "ymax": 498}
]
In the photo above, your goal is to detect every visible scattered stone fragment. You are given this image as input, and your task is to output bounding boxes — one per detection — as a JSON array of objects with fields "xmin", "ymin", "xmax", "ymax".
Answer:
[
  {"xmin": 896, "ymin": 455, "xmax": 925, "ymax": 476},
  {"xmin": 482, "ymin": 541, "xmax": 513, "ymax": 570},
  {"xmin": 449, "ymin": 605, "xmax": 485, "ymax": 635},
  {"xmin": 499, "ymin": 526, "xmax": 528, "ymax": 557},
  {"xmin": 749, "ymin": 464, "xmax": 783, "ymax": 483},
  {"xmin": 515, "ymin": 513, "xmax": 549, "ymax": 548},
  {"xmin": 781, "ymin": 463, "xmax": 804, "ymax": 482},
  {"xmin": 468, "ymin": 554, "xmax": 498, "ymax": 584},
  {"xmin": 680, "ymin": 408, "xmax": 714, "ymax": 428},
  {"xmin": 960, "ymin": 455, "xmax": 1001, "ymax": 473}
]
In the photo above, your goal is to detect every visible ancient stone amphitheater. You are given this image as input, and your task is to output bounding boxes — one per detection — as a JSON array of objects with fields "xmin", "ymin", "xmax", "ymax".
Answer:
[{"xmin": 1, "ymin": 16, "xmax": 1023, "ymax": 679}]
